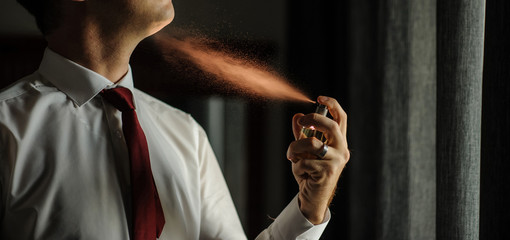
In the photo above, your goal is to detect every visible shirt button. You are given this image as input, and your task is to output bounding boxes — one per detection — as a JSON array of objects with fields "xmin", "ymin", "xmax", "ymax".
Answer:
[{"xmin": 116, "ymin": 130, "xmax": 123, "ymax": 139}]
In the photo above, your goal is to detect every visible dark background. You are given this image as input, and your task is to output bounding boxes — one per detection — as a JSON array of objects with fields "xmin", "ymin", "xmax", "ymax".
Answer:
[
  {"xmin": 1, "ymin": 0, "xmax": 509, "ymax": 239},
  {"xmin": 0, "ymin": 1, "xmax": 350, "ymax": 238}
]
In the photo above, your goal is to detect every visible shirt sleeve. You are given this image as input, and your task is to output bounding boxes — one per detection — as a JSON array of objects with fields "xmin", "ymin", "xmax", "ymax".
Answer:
[
  {"xmin": 255, "ymin": 195, "xmax": 330, "ymax": 240},
  {"xmin": 196, "ymin": 124, "xmax": 330, "ymax": 240}
]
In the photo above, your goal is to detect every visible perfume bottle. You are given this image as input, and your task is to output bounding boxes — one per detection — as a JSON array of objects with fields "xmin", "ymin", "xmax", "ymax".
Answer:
[{"xmin": 301, "ymin": 104, "xmax": 328, "ymax": 143}]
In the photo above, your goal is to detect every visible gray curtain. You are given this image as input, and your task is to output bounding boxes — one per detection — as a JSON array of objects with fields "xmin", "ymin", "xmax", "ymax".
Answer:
[
  {"xmin": 347, "ymin": 0, "xmax": 496, "ymax": 239},
  {"xmin": 3, "ymin": 0, "xmax": 507, "ymax": 238},
  {"xmin": 349, "ymin": 0, "xmax": 436, "ymax": 239},
  {"xmin": 436, "ymin": 1, "xmax": 485, "ymax": 239}
]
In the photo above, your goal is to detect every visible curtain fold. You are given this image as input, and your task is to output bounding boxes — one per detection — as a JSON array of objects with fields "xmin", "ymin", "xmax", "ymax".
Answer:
[
  {"xmin": 436, "ymin": 1, "xmax": 485, "ymax": 239},
  {"xmin": 348, "ymin": 0, "xmax": 436, "ymax": 239},
  {"xmin": 5, "ymin": 0, "xmax": 510, "ymax": 239},
  {"xmin": 348, "ymin": 0, "xmax": 489, "ymax": 239}
]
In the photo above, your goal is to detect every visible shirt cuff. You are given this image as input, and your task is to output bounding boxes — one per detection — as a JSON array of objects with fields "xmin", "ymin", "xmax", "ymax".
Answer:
[{"xmin": 270, "ymin": 195, "xmax": 330, "ymax": 240}]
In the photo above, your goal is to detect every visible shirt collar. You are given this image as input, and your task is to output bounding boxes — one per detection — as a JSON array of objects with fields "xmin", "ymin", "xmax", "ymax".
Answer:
[{"xmin": 38, "ymin": 48, "xmax": 134, "ymax": 107}]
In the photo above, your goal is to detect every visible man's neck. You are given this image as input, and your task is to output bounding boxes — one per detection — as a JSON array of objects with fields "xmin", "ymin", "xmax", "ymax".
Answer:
[{"xmin": 46, "ymin": 23, "xmax": 142, "ymax": 83}]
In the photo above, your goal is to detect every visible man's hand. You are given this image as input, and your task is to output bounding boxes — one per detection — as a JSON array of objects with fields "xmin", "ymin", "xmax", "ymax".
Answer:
[{"xmin": 286, "ymin": 96, "xmax": 350, "ymax": 224}]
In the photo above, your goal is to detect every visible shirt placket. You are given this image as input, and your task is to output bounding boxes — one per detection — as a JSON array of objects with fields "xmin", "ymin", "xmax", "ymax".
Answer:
[{"xmin": 101, "ymin": 97, "xmax": 133, "ymax": 231}]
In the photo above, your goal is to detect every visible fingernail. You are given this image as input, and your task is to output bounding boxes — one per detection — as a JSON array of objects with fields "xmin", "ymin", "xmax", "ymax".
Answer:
[{"xmin": 319, "ymin": 96, "xmax": 328, "ymax": 102}]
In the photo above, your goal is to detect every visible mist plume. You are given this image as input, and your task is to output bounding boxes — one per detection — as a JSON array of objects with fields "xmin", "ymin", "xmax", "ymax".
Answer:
[{"xmin": 152, "ymin": 33, "xmax": 314, "ymax": 103}]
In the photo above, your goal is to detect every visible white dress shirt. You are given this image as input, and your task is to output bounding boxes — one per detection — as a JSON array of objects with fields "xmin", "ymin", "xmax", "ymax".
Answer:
[{"xmin": 0, "ymin": 49, "xmax": 329, "ymax": 239}]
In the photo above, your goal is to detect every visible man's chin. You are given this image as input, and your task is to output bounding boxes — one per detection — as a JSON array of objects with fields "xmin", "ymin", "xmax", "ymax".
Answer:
[{"xmin": 148, "ymin": 10, "xmax": 175, "ymax": 36}]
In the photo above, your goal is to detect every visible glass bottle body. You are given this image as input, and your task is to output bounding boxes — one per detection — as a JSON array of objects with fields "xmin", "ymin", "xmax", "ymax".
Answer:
[{"xmin": 301, "ymin": 104, "xmax": 328, "ymax": 143}]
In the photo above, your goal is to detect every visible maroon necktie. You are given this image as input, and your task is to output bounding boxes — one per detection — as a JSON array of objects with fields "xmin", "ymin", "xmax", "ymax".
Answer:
[{"xmin": 101, "ymin": 87, "xmax": 165, "ymax": 239}]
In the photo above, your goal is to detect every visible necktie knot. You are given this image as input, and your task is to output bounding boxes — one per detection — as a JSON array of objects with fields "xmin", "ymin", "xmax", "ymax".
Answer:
[{"xmin": 101, "ymin": 87, "xmax": 135, "ymax": 112}]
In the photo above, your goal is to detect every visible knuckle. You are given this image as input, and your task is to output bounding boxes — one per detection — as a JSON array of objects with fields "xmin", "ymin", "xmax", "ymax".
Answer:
[
  {"xmin": 341, "ymin": 111, "xmax": 348, "ymax": 120},
  {"xmin": 287, "ymin": 141, "xmax": 299, "ymax": 155},
  {"xmin": 286, "ymin": 148, "xmax": 292, "ymax": 159},
  {"xmin": 342, "ymin": 148, "xmax": 351, "ymax": 162},
  {"xmin": 288, "ymin": 140, "xmax": 297, "ymax": 150},
  {"xmin": 327, "ymin": 96, "xmax": 337, "ymax": 104},
  {"xmin": 343, "ymin": 150, "xmax": 351, "ymax": 161},
  {"xmin": 286, "ymin": 146, "xmax": 295, "ymax": 161},
  {"xmin": 330, "ymin": 122, "xmax": 341, "ymax": 133},
  {"xmin": 309, "ymin": 138, "xmax": 323, "ymax": 149}
]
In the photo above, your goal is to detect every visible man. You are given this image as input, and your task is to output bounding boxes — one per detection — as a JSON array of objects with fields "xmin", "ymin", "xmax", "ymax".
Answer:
[{"xmin": 0, "ymin": 0, "xmax": 350, "ymax": 239}]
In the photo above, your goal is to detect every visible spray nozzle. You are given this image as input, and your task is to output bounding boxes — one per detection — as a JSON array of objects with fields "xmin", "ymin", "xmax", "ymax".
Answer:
[{"xmin": 314, "ymin": 104, "xmax": 328, "ymax": 116}]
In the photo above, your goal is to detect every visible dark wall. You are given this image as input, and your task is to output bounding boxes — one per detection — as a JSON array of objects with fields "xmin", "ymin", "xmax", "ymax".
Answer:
[
  {"xmin": 287, "ymin": 1, "xmax": 350, "ymax": 239},
  {"xmin": 4, "ymin": 1, "xmax": 510, "ymax": 239},
  {"xmin": 480, "ymin": 0, "xmax": 510, "ymax": 239}
]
